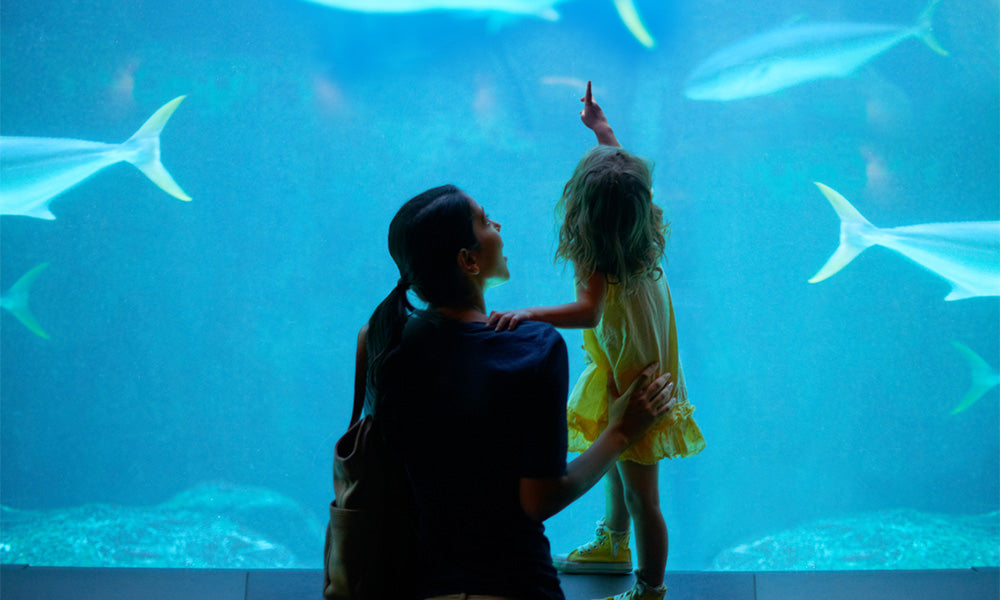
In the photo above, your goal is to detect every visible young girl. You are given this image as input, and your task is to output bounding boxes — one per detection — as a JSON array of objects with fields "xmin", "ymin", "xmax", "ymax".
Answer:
[{"xmin": 488, "ymin": 82, "xmax": 705, "ymax": 600}]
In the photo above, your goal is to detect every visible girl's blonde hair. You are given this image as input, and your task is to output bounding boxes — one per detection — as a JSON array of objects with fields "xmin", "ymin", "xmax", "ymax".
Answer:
[{"xmin": 556, "ymin": 145, "xmax": 668, "ymax": 292}]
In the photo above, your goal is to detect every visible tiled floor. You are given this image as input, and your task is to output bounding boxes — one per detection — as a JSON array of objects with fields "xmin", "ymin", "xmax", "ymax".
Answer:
[{"xmin": 1, "ymin": 565, "xmax": 997, "ymax": 600}]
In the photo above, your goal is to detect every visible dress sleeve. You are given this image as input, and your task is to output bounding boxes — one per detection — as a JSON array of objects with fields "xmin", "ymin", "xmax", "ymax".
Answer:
[{"xmin": 518, "ymin": 328, "xmax": 569, "ymax": 478}]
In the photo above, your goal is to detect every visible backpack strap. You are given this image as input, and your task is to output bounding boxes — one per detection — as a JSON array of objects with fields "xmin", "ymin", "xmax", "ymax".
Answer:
[
  {"xmin": 351, "ymin": 328, "xmax": 367, "ymax": 427},
  {"xmin": 349, "ymin": 383, "xmax": 364, "ymax": 427}
]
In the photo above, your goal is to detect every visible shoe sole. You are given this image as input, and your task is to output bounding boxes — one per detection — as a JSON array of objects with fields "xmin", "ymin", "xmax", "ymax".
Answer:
[{"xmin": 552, "ymin": 558, "xmax": 633, "ymax": 575}]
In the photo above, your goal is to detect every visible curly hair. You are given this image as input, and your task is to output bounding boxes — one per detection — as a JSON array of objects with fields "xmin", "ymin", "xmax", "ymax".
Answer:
[{"xmin": 556, "ymin": 145, "xmax": 668, "ymax": 292}]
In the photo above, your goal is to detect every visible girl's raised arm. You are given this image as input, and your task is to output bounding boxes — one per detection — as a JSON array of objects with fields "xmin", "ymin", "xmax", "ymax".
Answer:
[{"xmin": 581, "ymin": 81, "xmax": 620, "ymax": 147}]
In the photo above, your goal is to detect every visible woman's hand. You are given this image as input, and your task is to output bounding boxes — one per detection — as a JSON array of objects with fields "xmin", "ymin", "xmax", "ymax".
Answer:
[
  {"xmin": 580, "ymin": 81, "xmax": 619, "ymax": 147},
  {"xmin": 607, "ymin": 364, "xmax": 674, "ymax": 444},
  {"xmin": 487, "ymin": 309, "xmax": 535, "ymax": 331},
  {"xmin": 518, "ymin": 363, "xmax": 673, "ymax": 523}
]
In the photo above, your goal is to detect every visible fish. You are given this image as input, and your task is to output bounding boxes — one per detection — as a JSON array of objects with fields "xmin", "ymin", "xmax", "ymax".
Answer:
[
  {"xmin": 612, "ymin": 0, "xmax": 654, "ymax": 48},
  {"xmin": 808, "ymin": 182, "xmax": 1000, "ymax": 301},
  {"xmin": 949, "ymin": 342, "xmax": 999, "ymax": 415},
  {"xmin": 540, "ymin": 75, "xmax": 589, "ymax": 90},
  {"xmin": 683, "ymin": 0, "xmax": 947, "ymax": 101},
  {"xmin": 300, "ymin": 0, "xmax": 656, "ymax": 48},
  {"xmin": 0, "ymin": 263, "xmax": 50, "ymax": 339},
  {"xmin": 0, "ymin": 97, "xmax": 191, "ymax": 220}
]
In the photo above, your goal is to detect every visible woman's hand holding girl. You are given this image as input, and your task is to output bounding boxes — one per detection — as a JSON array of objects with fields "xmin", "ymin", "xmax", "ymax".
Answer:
[{"xmin": 607, "ymin": 363, "xmax": 675, "ymax": 444}]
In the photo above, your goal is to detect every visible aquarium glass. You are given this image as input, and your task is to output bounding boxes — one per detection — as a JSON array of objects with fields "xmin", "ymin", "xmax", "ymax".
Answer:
[{"xmin": 1, "ymin": 0, "xmax": 997, "ymax": 571}]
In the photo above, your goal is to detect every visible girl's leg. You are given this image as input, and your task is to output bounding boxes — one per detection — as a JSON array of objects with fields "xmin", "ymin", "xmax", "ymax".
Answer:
[
  {"xmin": 617, "ymin": 460, "xmax": 667, "ymax": 587},
  {"xmin": 552, "ymin": 466, "xmax": 633, "ymax": 574},
  {"xmin": 603, "ymin": 464, "xmax": 630, "ymax": 531}
]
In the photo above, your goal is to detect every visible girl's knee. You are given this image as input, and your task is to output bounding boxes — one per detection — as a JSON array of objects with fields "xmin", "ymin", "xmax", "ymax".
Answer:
[
  {"xmin": 622, "ymin": 483, "xmax": 660, "ymax": 515},
  {"xmin": 618, "ymin": 462, "xmax": 660, "ymax": 507}
]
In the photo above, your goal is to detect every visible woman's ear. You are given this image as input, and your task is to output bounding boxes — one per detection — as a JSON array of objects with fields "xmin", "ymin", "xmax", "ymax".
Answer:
[{"xmin": 457, "ymin": 248, "xmax": 481, "ymax": 276}]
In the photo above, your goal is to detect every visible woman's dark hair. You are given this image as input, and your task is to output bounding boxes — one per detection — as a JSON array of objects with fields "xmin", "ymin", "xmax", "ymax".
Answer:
[{"xmin": 365, "ymin": 184, "xmax": 478, "ymax": 400}]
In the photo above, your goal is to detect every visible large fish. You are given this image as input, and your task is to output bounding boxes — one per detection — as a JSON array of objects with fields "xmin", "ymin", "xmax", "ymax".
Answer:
[
  {"xmin": 684, "ymin": 0, "xmax": 947, "ymax": 101},
  {"xmin": 300, "ymin": 0, "xmax": 656, "ymax": 48},
  {"xmin": 950, "ymin": 342, "xmax": 999, "ymax": 415},
  {"xmin": 808, "ymin": 182, "xmax": 1000, "ymax": 301},
  {"xmin": 0, "ymin": 97, "xmax": 191, "ymax": 220},
  {"xmin": 0, "ymin": 263, "xmax": 50, "ymax": 339}
]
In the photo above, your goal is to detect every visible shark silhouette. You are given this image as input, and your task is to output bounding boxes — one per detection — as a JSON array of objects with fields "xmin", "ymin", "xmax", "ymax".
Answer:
[
  {"xmin": 684, "ymin": 0, "xmax": 946, "ymax": 101},
  {"xmin": 809, "ymin": 182, "xmax": 1000, "ymax": 300},
  {"xmin": 1, "ymin": 97, "xmax": 191, "ymax": 220},
  {"xmin": 1, "ymin": 263, "xmax": 50, "ymax": 338},
  {"xmin": 300, "ymin": 0, "xmax": 656, "ymax": 48}
]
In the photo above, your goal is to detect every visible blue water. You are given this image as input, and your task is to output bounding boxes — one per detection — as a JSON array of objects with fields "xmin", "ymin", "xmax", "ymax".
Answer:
[{"xmin": 1, "ymin": 0, "xmax": 997, "ymax": 571}]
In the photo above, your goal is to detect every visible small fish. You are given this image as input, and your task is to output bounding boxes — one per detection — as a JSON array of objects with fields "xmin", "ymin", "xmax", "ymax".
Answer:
[
  {"xmin": 1, "ymin": 263, "xmax": 50, "ymax": 339},
  {"xmin": 809, "ymin": 182, "xmax": 1000, "ymax": 301},
  {"xmin": 1, "ymin": 97, "xmax": 191, "ymax": 220},
  {"xmin": 684, "ymin": 0, "xmax": 947, "ymax": 101},
  {"xmin": 540, "ymin": 75, "xmax": 588, "ymax": 90},
  {"xmin": 300, "ymin": 0, "xmax": 656, "ymax": 48},
  {"xmin": 950, "ymin": 342, "xmax": 999, "ymax": 415}
]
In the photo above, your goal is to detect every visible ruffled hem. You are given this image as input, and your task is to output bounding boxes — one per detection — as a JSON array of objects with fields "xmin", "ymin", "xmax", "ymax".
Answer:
[{"xmin": 567, "ymin": 401, "xmax": 706, "ymax": 464}]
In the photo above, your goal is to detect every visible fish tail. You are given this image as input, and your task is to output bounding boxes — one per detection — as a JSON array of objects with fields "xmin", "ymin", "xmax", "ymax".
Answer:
[
  {"xmin": 916, "ymin": 0, "xmax": 949, "ymax": 56},
  {"xmin": 613, "ymin": 0, "xmax": 655, "ymax": 49},
  {"xmin": 950, "ymin": 342, "xmax": 999, "ymax": 415},
  {"xmin": 125, "ymin": 96, "xmax": 192, "ymax": 201},
  {"xmin": 2, "ymin": 263, "xmax": 51, "ymax": 339},
  {"xmin": 808, "ymin": 183, "xmax": 877, "ymax": 284}
]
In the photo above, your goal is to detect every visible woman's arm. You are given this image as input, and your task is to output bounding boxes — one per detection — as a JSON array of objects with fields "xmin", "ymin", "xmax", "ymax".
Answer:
[
  {"xmin": 488, "ymin": 271, "xmax": 607, "ymax": 331},
  {"xmin": 518, "ymin": 364, "xmax": 675, "ymax": 522}
]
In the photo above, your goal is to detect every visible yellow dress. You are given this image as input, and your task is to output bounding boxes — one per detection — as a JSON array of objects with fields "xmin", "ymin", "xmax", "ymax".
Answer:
[{"xmin": 566, "ymin": 275, "xmax": 706, "ymax": 464}]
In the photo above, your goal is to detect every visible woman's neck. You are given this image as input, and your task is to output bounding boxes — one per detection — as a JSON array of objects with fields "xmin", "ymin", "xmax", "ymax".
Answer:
[
  {"xmin": 433, "ymin": 306, "xmax": 487, "ymax": 323},
  {"xmin": 432, "ymin": 295, "xmax": 487, "ymax": 323}
]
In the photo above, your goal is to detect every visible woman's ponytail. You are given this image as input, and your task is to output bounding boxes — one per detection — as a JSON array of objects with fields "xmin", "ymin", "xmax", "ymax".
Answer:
[
  {"xmin": 363, "ymin": 184, "xmax": 476, "ymax": 408},
  {"xmin": 365, "ymin": 277, "xmax": 413, "ymax": 409}
]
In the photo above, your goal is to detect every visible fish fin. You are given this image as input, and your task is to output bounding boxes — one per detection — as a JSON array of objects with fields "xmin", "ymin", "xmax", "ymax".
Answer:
[
  {"xmin": 944, "ymin": 285, "xmax": 978, "ymax": 301},
  {"xmin": 125, "ymin": 96, "xmax": 192, "ymax": 201},
  {"xmin": 612, "ymin": 0, "xmax": 655, "ymax": 48},
  {"xmin": 134, "ymin": 160, "xmax": 191, "ymax": 202},
  {"xmin": 950, "ymin": 342, "xmax": 999, "ymax": 414},
  {"xmin": 22, "ymin": 205, "xmax": 57, "ymax": 220},
  {"xmin": 3, "ymin": 263, "xmax": 50, "ymax": 339},
  {"xmin": 916, "ymin": 0, "xmax": 949, "ymax": 56},
  {"xmin": 808, "ymin": 182, "xmax": 876, "ymax": 284}
]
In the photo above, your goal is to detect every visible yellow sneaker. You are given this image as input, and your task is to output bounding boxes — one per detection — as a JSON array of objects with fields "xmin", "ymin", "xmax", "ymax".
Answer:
[
  {"xmin": 553, "ymin": 520, "xmax": 632, "ymax": 574},
  {"xmin": 597, "ymin": 578, "xmax": 667, "ymax": 600}
]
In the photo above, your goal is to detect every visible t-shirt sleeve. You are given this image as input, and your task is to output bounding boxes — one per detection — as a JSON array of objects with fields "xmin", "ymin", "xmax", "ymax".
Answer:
[{"xmin": 518, "ymin": 327, "xmax": 569, "ymax": 478}]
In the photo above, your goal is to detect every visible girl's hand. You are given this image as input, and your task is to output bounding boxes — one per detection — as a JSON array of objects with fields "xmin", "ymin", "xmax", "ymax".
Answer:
[
  {"xmin": 580, "ymin": 81, "xmax": 619, "ymax": 146},
  {"xmin": 487, "ymin": 309, "xmax": 535, "ymax": 331},
  {"xmin": 580, "ymin": 81, "xmax": 607, "ymax": 131},
  {"xmin": 607, "ymin": 364, "xmax": 674, "ymax": 443}
]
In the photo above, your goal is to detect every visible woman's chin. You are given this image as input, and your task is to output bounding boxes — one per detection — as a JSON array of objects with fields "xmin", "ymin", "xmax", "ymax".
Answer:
[{"xmin": 484, "ymin": 270, "xmax": 510, "ymax": 290}]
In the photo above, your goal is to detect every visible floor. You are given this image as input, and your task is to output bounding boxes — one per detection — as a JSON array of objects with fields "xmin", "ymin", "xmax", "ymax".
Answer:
[{"xmin": 1, "ymin": 565, "xmax": 997, "ymax": 600}]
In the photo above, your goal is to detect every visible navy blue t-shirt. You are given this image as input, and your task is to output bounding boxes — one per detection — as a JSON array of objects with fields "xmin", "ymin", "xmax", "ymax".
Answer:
[{"xmin": 381, "ymin": 310, "xmax": 569, "ymax": 600}]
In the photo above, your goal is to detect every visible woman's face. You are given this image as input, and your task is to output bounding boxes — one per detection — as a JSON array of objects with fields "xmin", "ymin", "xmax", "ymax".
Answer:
[{"xmin": 468, "ymin": 197, "xmax": 509, "ymax": 290}]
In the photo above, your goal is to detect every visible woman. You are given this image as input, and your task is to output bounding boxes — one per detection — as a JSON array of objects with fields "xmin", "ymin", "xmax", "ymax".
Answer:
[{"xmin": 357, "ymin": 184, "xmax": 674, "ymax": 600}]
